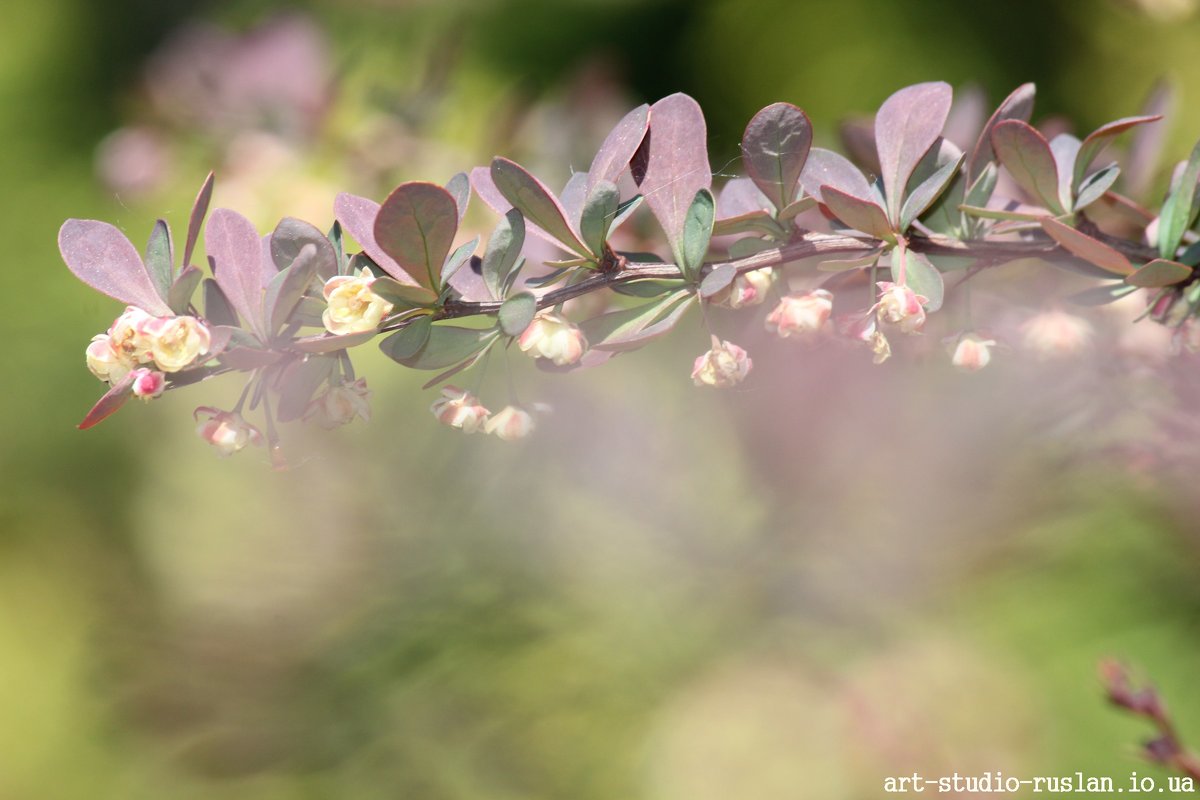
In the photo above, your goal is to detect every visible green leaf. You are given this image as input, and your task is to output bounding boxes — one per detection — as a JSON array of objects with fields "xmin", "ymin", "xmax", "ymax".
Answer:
[
  {"xmin": 1157, "ymin": 137, "xmax": 1200, "ymax": 259},
  {"xmin": 580, "ymin": 180, "xmax": 620, "ymax": 258},
  {"xmin": 699, "ymin": 264, "xmax": 738, "ymax": 298},
  {"xmin": 442, "ymin": 236, "xmax": 479, "ymax": 285},
  {"xmin": 901, "ymin": 250, "xmax": 944, "ymax": 312},
  {"xmin": 611, "ymin": 279, "xmax": 685, "ymax": 298},
  {"xmin": 264, "ymin": 243, "xmax": 320, "ymax": 336},
  {"xmin": 381, "ymin": 320, "xmax": 499, "ymax": 369},
  {"xmin": 681, "ymin": 189, "xmax": 716, "ymax": 280},
  {"xmin": 1126, "ymin": 258, "xmax": 1193, "ymax": 287},
  {"xmin": 378, "ymin": 315, "xmax": 432, "ymax": 361},
  {"xmin": 329, "ymin": 220, "xmax": 346, "ymax": 275},
  {"xmin": 498, "ymin": 292, "xmax": 537, "ymax": 336},
  {"xmin": 144, "ymin": 219, "xmax": 174, "ymax": 300},
  {"xmin": 580, "ymin": 291, "xmax": 691, "ymax": 346},
  {"xmin": 1074, "ymin": 164, "xmax": 1120, "ymax": 212},
  {"xmin": 167, "ymin": 265, "xmax": 202, "ymax": 315},
  {"xmin": 371, "ymin": 277, "xmax": 440, "ymax": 308},
  {"xmin": 482, "ymin": 209, "xmax": 526, "ymax": 300},
  {"xmin": 374, "ymin": 182, "xmax": 459, "ymax": 292},
  {"xmin": 611, "ymin": 195, "xmax": 643, "ymax": 232},
  {"xmin": 899, "ymin": 155, "xmax": 963, "ymax": 231},
  {"xmin": 491, "ymin": 157, "xmax": 591, "ymax": 258}
]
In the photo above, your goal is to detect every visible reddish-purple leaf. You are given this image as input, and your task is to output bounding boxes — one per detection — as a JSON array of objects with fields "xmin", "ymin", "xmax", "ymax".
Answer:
[
  {"xmin": 1040, "ymin": 217, "xmax": 1134, "ymax": 276},
  {"xmin": 821, "ymin": 188, "xmax": 895, "ymax": 241},
  {"xmin": 875, "ymin": 82, "xmax": 953, "ymax": 224},
  {"xmin": 559, "ymin": 171, "xmax": 589, "ymax": 231},
  {"xmin": 943, "ymin": 85, "xmax": 986, "ymax": 151},
  {"xmin": 490, "ymin": 158, "xmax": 591, "ymax": 258},
  {"xmin": 183, "ymin": 171, "xmax": 214, "ymax": 268},
  {"xmin": 800, "ymin": 148, "xmax": 873, "ymax": 204},
  {"xmin": 992, "ymin": 120, "xmax": 1065, "ymax": 214},
  {"xmin": 1126, "ymin": 258, "xmax": 1192, "ymax": 287},
  {"xmin": 717, "ymin": 177, "xmax": 773, "ymax": 219},
  {"xmin": 637, "ymin": 93, "xmax": 713, "ymax": 264},
  {"xmin": 1074, "ymin": 115, "xmax": 1162, "ymax": 190},
  {"xmin": 333, "ymin": 193, "xmax": 417, "ymax": 285},
  {"xmin": 588, "ymin": 104, "xmax": 650, "ymax": 190},
  {"xmin": 374, "ymin": 182, "xmax": 459, "ymax": 292},
  {"xmin": 967, "ymin": 83, "xmax": 1035, "ymax": 182},
  {"xmin": 59, "ymin": 220, "xmax": 172, "ymax": 316},
  {"xmin": 838, "ymin": 118, "xmax": 881, "ymax": 175},
  {"xmin": 77, "ymin": 373, "xmax": 134, "ymax": 430},
  {"xmin": 741, "ymin": 102, "xmax": 813, "ymax": 212},
  {"xmin": 206, "ymin": 208, "xmax": 268, "ymax": 337}
]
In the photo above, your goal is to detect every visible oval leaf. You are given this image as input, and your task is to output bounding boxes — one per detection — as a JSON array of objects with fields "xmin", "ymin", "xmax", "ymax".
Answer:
[
  {"xmin": 168, "ymin": 264, "xmax": 203, "ymax": 315},
  {"xmin": 144, "ymin": 219, "xmax": 174, "ymax": 301},
  {"xmin": 821, "ymin": 187, "xmax": 895, "ymax": 242},
  {"xmin": 681, "ymin": 188, "xmax": 716, "ymax": 279},
  {"xmin": 580, "ymin": 180, "xmax": 620, "ymax": 258},
  {"xmin": 205, "ymin": 208, "xmax": 268, "ymax": 336},
  {"xmin": 799, "ymin": 148, "xmax": 873, "ymax": 203},
  {"xmin": 1127, "ymin": 258, "xmax": 1192, "ymax": 287},
  {"xmin": 899, "ymin": 154, "xmax": 963, "ymax": 231},
  {"xmin": 375, "ymin": 182, "xmax": 460, "ymax": 293},
  {"xmin": 498, "ymin": 292, "xmax": 537, "ymax": 336},
  {"xmin": 333, "ymin": 192, "xmax": 417, "ymax": 284},
  {"xmin": 1074, "ymin": 115, "xmax": 1161, "ymax": 191},
  {"xmin": 490, "ymin": 158, "xmax": 591, "ymax": 258},
  {"xmin": 382, "ymin": 322, "xmax": 498, "ymax": 370},
  {"xmin": 58, "ymin": 220, "xmax": 172, "ymax": 316},
  {"xmin": 183, "ymin": 171, "xmax": 214, "ymax": 268},
  {"xmin": 741, "ymin": 102, "xmax": 813, "ymax": 212},
  {"xmin": 875, "ymin": 82, "xmax": 953, "ymax": 225},
  {"xmin": 589, "ymin": 104, "xmax": 650, "ymax": 190},
  {"xmin": 1040, "ymin": 217, "xmax": 1134, "ymax": 276},
  {"xmin": 902, "ymin": 250, "xmax": 945, "ymax": 312},
  {"xmin": 991, "ymin": 120, "xmax": 1065, "ymax": 214},
  {"xmin": 1157, "ymin": 138, "xmax": 1200, "ymax": 259},
  {"xmin": 445, "ymin": 171, "xmax": 471, "ymax": 225},
  {"xmin": 637, "ymin": 93, "xmax": 713, "ymax": 266},
  {"xmin": 967, "ymin": 83, "xmax": 1035, "ymax": 183},
  {"xmin": 482, "ymin": 209, "xmax": 526, "ymax": 301},
  {"xmin": 271, "ymin": 217, "xmax": 338, "ymax": 280}
]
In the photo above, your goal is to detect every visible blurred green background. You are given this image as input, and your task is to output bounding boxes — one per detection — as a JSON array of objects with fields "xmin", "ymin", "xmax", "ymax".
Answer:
[{"xmin": 4, "ymin": 0, "xmax": 1200, "ymax": 797}]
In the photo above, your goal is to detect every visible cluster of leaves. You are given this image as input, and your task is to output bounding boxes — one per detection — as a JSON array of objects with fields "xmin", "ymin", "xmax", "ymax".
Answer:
[{"xmin": 58, "ymin": 80, "xmax": 1200, "ymax": 458}]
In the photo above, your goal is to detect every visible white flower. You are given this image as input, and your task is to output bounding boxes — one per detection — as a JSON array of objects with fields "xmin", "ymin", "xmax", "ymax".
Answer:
[
  {"xmin": 430, "ymin": 385, "xmax": 490, "ymax": 433},
  {"xmin": 321, "ymin": 268, "xmax": 394, "ymax": 335},
  {"xmin": 484, "ymin": 405, "xmax": 535, "ymax": 441},
  {"xmin": 691, "ymin": 339, "xmax": 752, "ymax": 388},
  {"xmin": 949, "ymin": 332, "xmax": 996, "ymax": 372},
  {"xmin": 517, "ymin": 310, "xmax": 588, "ymax": 366},
  {"xmin": 304, "ymin": 378, "xmax": 371, "ymax": 428},
  {"xmin": 715, "ymin": 268, "xmax": 774, "ymax": 309},
  {"xmin": 765, "ymin": 290, "xmax": 833, "ymax": 338},
  {"xmin": 86, "ymin": 334, "xmax": 134, "ymax": 383},
  {"xmin": 876, "ymin": 281, "xmax": 928, "ymax": 334},
  {"xmin": 143, "ymin": 315, "xmax": 212, "ymax": 372},
  {"xmin": 194, "ymin": 407, "xmax": 264, "ymax": 457}
]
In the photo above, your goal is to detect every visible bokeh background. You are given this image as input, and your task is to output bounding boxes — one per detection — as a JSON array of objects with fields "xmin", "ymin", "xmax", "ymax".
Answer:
[{"xmin": 4, "ymin": 0, "xmax": 1200, "ymax": 797}]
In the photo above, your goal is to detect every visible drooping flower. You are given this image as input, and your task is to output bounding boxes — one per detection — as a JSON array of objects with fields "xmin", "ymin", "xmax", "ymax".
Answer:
[
  {"xmin": 430, "ymin": 385, "xmax": 490, "ymax": 433},
  {"xmin": 86, "ymin": 334, "xmax": 135, "ymax": 384},
  {"xmin": 194, "ymin": 407, "xmax": 264, "ymax": 456},
  {"xmin": 484, "ymin": 405, "xmax": 535, "ymax": 441},
  {"xmin": 691, "ymin": 338, "xmax": 753, "ymax": 388},
  {"xmin": 129, "ymin": 368, "xmax": 166, "ymax": 400},
  {"xmin": 765, "ymin": 290, "xmax": 833, "ymax": 338},
  {"xmin": 321, "ymin": 268, "xmax": 394, "ymax": 336},
  {"xmin": 304, "ymin": 378, "xmax": 371, "ymax": 428},
  {"xmin": 876, "ymin": 281, "xmax": 929, "ymax": 334},
  {"xmin": 517, "ymin": 310, "xmax": 588, "ymax": 366},
  {"xmin": 949, "ymin": 332, "xmax": 997, "ymax": 372},
  {"xmin": 714, "ymin": 267, "xmax": 774, "ymax": 309},
  {"xmin": 108, "ymin": 306, "xmax": 158, "ymax": 363},
  {"xmin": 1020, "ymin": 310, "xmax": 1093, "ymax": 359},
  {"xmin": 143, "ymin": 315, "xmax": 213, "ymax": 372}
]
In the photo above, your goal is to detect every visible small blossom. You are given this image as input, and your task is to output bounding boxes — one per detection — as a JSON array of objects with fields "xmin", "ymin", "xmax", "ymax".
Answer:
[
  {"xmin": 129, "ymin": 368, "xmax": 166, "ymax": 400},
  {"xmin": 765, "ymin": 289, "xmax": 833, "ymax": 338},
  {"xmin": 143, "ymin": 315, "xmax": 212, "ymax": 372},
  {"xmin": 876, "ymin": 281, "xmax": 928, "ymax": 334},
  {"xmin": 949, "ymin": 332, "xmax": 997, "ymax": 372},
  {"xmin": 691, "ymin": 338, "xmax": 752, "ymax": 388},
  {"xmin": 869, "ymin": 330, "xmax": 892, "ymax": 364},
  {"xmin": 1020, "ymin": 310, "xmax": 1093, "ymax": 359},
  {"xmin": 430, "ymin": 385, "xmax": 490, "ymax": 433},
  {"xmin": 85, "ymin": 334, "xmax": 135, "ymax": 383},
  {"xmin": 517, "ymin": 310, "xmax": 588, "ymax": 366},
  {"xmin": 109, "ymin": 306, "xmax": 157, "ymax": 363},
  {"xmin": 322, "ymin": 268, "xmax": 394, "ymax": 335},
  {"xmin": 484, "ymin": 405, "xmax": 535, "ymax": 441},
  {"xmin": 194, "ymin": 407, "xmax": 264, "ymax": 457},
  {"xmin": 304, "ymin": 378, "xmax": 371, "ymax": 428},
  {"xmin": 714, "ymin": 268, "xmax": 774, "ymax": 309}
]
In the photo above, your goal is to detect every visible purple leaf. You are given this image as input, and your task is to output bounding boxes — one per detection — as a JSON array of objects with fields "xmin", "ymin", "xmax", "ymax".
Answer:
[
  {"xmin": 741, "ymin": 101, "xmax": 813, "ymax": 212},
  {"xmin": 270, "ymin": 217, "xmax": 338, "ymax": 279},
  {"xmin": 374, "ymin": 182, "xmax": 459, "ymax": 292},
  {"xmin": 183, "ymin": 171, "xmax": 215, "ymax": 268},
  {"xmin": 59, "ymin": 220, "xmax": 172, "ymax": 316},
  {"xmin": 332, "ymin": 192, "xmax": 417, "ymax": 285},
  {"xmin": 1040, "ymin": 217, "xmax": 1134, "ymax": 276},
  {"xmin": 875, "ymin": 82, "xmax": 953, "ymax": 224},
  {"xmin": 820, "ymin": 188, "xmax": 895, "ymax": 242},
  {"xmin": 967, "ymin": 83, "xmax": 1035, "ymax": 183},
  {"xmin": 991, "ymin": 120, "xmax": 1065, "ymax": 214},
  {"xmin": 637, "ymin": 93, "xmax": 713, "ymax": 265},
  {"xmin": 799, "ymin": 148, "xmax": 872, "ymax": 203},
  {"xmin": 78, "ymin": 373, "xmax": 134, "ymax": 430},
  {"xmin": 205, "ymin": 208, "xmax": 268, "ymax": 337},
  {"xmin": 943, "ymin": 85, "xmax": 986, "ymax": 151},
  {"xmin": 839, "ymin": 118, "xmax": 881, "ymax": 175},
  {"xmin": 559, "ymin": 171, "xmax": 590, "ymax": 231},
  {"xmin": 717, "ymin": 177, "xmax": 773, "ymax": 219},
  {"xmin": 588, "ymin": 104, "xmax": 650, "ymax": 190},
  {"xmin": 491, "ymin": 158, "xmax": 591, "ymax": 258},
  {"xmin": 1074, "ymin": 115, "xmax": 1162, "ymax": 190}
]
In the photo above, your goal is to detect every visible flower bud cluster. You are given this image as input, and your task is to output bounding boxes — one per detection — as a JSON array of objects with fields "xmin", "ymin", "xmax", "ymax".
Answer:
[
  {"xmin": 85, "ymin": 306, "xmax": 212, "ymax": 394},
  {"xmin": 429, "ymin": 386, "xmax": 537, "ymax": 441}
]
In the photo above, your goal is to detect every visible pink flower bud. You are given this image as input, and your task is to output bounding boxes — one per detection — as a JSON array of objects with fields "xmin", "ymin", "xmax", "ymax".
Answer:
[
  {"xmin": 1020, "ymin": 310, "xmax": 1093, "ymax": 359},
  {"xmin": 129, "ymin": 368, "xmax": 166, "ymax": 399},
  {"xmin": 714, "ymin": 268, "xmax": 774, "ymax": 309},
  {"xmin": 304, "ymin": 378, "xmax": 371, "ymax": 428},
  {"xmin": 429, "ymin": 385, "xmax": 490, "ymax": 433},
  {"xmin": 691, "ymin": 338, "xmax": 752, "ymax": 388},
  {"xmin": 948, "ymin": 332, "xmax": 996, "ymax": 372},
  {"xmin": 764, "ymin": 289, "xmax": 833, "ymax": 338},
  {"xmin": 517, "ymin": 310, "xmax": 588, "ymax": 366},
  {"xmin": 193, "ymin": 407, "xmax": 264, "ymax": 457},
  {"xmin": 484, "ymin": 405, "xmax": 535, "ymax": 441},
  {"xmin": 875, "ymin": 281, "xmax": 929, "ymax": 334}
]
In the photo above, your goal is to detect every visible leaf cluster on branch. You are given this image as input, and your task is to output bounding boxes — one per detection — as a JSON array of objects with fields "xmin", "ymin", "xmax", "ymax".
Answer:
[{"xmin": 59, "ymin": 81, "xmax": 1200, "ymax": 462}]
